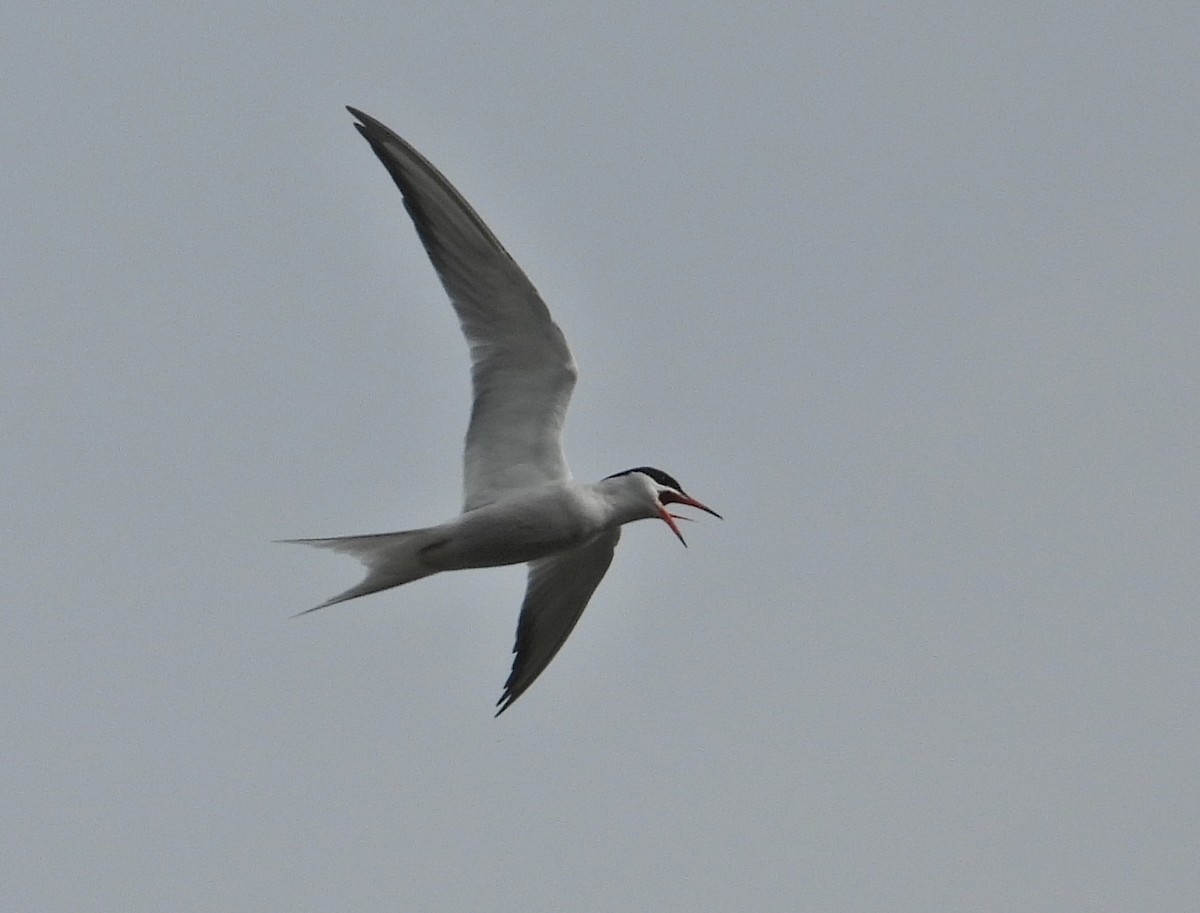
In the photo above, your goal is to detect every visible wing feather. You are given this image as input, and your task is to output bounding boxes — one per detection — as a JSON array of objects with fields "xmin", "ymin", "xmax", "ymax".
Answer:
[
  {"xmin": 495, "ymin": 529, "xmax": 620, "ymax": 715},
  {"xmin": 348, "ymin": 108, "xmax": 576, "ymax": 510}
]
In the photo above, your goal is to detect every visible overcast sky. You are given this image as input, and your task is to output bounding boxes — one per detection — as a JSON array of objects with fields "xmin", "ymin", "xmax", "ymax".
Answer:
[{"xmin": 3, "ymin": 3, "xmax": 1197, "ymax": 911}]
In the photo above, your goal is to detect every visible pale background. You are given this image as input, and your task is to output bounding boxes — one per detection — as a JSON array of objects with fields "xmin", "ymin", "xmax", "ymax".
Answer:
[{"xmin": 3, "ymin": 3, "xmax": 1197, "ymax": 910}]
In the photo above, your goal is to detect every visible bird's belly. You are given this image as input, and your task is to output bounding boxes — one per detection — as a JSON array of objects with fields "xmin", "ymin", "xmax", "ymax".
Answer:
[{"xmin": 426, "ymin": 493, "xmax": 605, "ymax": 571}]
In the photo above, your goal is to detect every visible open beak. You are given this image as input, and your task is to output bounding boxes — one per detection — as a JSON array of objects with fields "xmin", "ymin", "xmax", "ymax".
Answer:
[{"xmin": 657, "ymin": 491, "xmax": 722, "ymax": 547}]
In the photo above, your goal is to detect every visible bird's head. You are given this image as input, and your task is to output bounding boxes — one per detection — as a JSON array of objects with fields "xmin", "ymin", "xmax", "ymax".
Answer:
[{"xmin": 603, "ymin": 466, "xmax": 722, "ymax": 546}]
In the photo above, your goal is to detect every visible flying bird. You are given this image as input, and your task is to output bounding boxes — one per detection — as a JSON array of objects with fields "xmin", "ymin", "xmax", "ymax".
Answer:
[{"xmin": 285, "ymin": 107, "xmax": 720, "ymax": 714}]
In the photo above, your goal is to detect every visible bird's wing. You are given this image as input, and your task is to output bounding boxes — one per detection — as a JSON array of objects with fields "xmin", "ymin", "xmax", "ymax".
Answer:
[
  {"xmin": 348, "ymin": 108, "xmax": 577, "ymax": 512},
  {"xmin": 495, "ymin": 529, "xmax": 621, "ymax": 715}
]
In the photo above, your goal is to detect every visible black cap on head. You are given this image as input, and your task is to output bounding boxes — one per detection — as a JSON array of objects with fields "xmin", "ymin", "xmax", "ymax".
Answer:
[{"xmin": 604, "ymin": 466, "xmax": 686, "ymax": 492}]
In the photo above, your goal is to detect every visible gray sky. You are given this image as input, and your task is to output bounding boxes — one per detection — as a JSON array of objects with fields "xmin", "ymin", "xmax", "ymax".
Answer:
[{"xmin": 4, "ymin": 2, "xmax": 1197, "ymax": 911}]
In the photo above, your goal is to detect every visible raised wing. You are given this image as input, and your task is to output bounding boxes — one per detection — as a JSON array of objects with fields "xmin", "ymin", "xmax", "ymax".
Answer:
[
  {"xmin": 349, "ymin": 108, "xmax": 577, "ymax": 511},
  {"xmin": 495, "ymin": 529, "xmax": 621, "ymax": 715}
]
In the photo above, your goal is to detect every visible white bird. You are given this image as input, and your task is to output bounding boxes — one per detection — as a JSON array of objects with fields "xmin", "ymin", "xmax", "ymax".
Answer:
[{"xmin": 286, "ymin": 107, "xmax": 720, "ymax": 715}]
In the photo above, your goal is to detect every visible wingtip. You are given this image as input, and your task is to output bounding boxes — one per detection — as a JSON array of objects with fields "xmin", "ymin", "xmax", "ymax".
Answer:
[
  {"xmin": 289, "ymin": 600, "xmax": 334, "ymax": 619},
  {"xmin": 346, "ymin": 106, "xmax": 375, "ymax": 138},
  {"xmin": 346, "ymin": 106, "xmax": 382, "ymax": 133}
]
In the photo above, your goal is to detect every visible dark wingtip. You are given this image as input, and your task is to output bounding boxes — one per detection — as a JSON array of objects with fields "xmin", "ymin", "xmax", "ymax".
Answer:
[{"xmin": 290, "ymin": 605, "xmax": 325, "ymax": 619}]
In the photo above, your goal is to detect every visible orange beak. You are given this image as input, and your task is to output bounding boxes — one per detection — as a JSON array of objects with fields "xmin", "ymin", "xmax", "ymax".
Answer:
[{"xmin": 656, "ymin": 491, "xmax": 722, "ymax": 547}]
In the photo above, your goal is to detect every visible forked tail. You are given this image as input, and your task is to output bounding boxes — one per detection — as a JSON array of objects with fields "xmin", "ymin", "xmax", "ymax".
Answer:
[{"xmin": 279, "ymin": 528, "xmax": 445, "ymax": 615}]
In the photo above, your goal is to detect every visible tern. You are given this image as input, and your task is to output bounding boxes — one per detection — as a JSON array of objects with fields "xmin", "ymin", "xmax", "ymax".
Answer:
[{"xmin": 286, "ymin": 108, "xmax": 720, "ymax": 715}]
